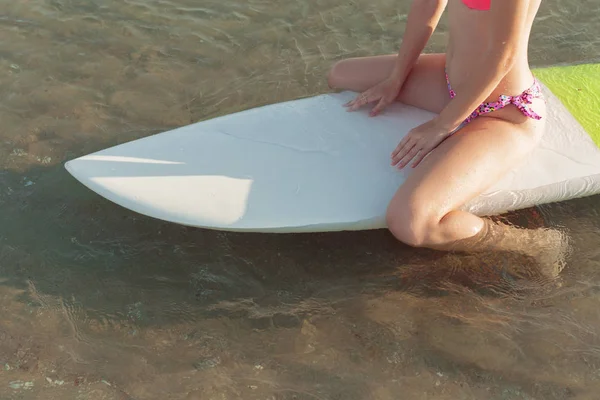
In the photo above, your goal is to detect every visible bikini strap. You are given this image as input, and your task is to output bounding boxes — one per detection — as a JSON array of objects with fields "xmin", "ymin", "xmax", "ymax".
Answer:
[
  {"xmin": 497, "ymin": 79, "xmax": 544, "ymax": 120},
  {"xmin": 445, "ymin": 71, "xmax": 456, "ymax": 99}
]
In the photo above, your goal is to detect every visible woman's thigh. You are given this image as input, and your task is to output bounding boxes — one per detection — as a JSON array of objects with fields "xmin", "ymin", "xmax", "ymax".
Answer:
[
  {"xmin": 327, "ymin": 53, "xmax": 450, "ymax": 113},
  {"xmin": 387, "ymin": 116, "xmax": 546, "ymax": 226}
]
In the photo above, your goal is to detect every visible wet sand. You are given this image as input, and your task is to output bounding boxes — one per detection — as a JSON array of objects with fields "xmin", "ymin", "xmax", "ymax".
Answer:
[{"xmin": 1, "ymin": 0, "xmax": 600, "ymax": 399}]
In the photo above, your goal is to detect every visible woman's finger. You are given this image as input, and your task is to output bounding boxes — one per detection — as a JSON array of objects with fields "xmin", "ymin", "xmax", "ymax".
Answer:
[
  {"xmin": 369, "ymin": 96, "xmax": 390, "ymax": 117},
  {"xmin": 391, "ymin": 133, "xmax": 413, "ymax": 159},
  {"xmin": 343, "ymin": 95, "xmax": 360, "ymax": 107},
  {"xmin": 344, "ymin": 93, "xmax": 363, "ymax": 109},
  {"xmin": 410, "ymin": 147, "xmax": 430, "ymax": 168},
  {"xmin": 398, "ymin": 145, "xmax": 421, "ymax": 169},
  {"xmin": 391, "ymin": 138, "xmax": 416, "ymax": 165},
  {"xmin": 390, "ymin": 139, "xmax": 406, "ymax": 161},
  {"xmin": 343, "ymin": 97, "xmax": 357, "ymax": 108},
  {"xmin": 411, "ymin": 140, "xmax": 440, "ymax": 168},
  {"xmin": 347, "ymin": 91, "xmax": 378, "ymax": 112}
]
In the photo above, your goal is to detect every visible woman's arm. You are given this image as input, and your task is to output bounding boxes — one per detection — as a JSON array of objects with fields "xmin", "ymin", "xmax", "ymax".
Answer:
[
  {"xmin": 390, "ymin": 0, "xmax": 448, "ymax": 84},
  {"xmin": 435, "ymin": 0, "xmax": 531, "ymax": 131},
  {"xmin": 344, "ymin": 0, "xmax": 447, "ymax": 115}
]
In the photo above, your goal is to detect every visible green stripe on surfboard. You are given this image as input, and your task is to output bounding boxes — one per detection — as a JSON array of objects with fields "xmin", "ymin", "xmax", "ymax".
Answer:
[{"xmin": 534, "ymin": 63, "xmax": 600, "ymax": 147}]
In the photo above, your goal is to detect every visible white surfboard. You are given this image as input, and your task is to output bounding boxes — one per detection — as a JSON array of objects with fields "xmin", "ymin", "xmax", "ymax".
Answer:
[{"xmin": 64, "ymin": 64, "xmax": 600, "ymax": 233}]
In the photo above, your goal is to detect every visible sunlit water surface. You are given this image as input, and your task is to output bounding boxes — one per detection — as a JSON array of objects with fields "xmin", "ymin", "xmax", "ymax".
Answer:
[{"xmin": 1, "ymin": 0, "xmax": 600, "ymax": 399}]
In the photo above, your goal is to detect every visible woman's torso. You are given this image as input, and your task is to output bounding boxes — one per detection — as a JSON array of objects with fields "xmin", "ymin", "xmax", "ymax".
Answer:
[{"xmin": 445, "ymin": 0, "xmax": 542, "ymax": 104}]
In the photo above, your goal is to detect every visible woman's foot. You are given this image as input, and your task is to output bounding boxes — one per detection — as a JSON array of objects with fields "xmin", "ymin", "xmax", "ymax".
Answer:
[{"xmin": 444, "ymin": 218, "xmax": 571, "ymax": 281}]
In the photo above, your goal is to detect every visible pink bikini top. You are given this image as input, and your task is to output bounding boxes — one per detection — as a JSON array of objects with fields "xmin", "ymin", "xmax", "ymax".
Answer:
[{"xmin": 462, "ymin": 0, "xmax": 490, "ymax": 10}]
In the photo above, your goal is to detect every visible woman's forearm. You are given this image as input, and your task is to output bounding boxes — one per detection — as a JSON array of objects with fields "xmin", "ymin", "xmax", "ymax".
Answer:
[{"xmin": 391, "ymin": 0, "xmax": 448, "ymax": 83}]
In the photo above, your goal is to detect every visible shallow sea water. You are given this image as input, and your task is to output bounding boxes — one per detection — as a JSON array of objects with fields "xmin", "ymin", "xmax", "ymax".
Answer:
[{"xmin": 1, "ymin": 0, "xmax": 600, "ymax": 399}]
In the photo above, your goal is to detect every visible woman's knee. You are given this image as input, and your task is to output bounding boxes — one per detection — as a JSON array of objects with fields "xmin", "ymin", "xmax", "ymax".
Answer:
[
  {"xmin": 327, "ymin": 59, "xmax": 350, "ymax": 89},
  {"xmin": 326, "ymin": 55, "xmax": 397, "ymax": 91},
  {"xmin": 385, "ymin": 200, "xmax": 440, "ymax": 248}
]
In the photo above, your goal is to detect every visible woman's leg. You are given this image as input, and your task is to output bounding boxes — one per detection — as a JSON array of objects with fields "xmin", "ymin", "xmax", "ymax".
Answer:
[
  {"xmin": 386, "ymin": 116, "xmax": 545, "ymax": 248},
  {"xmin": 327, "ymin": 53, "xmax": 450, "ymax": 113},
  {"xmin": 386, "ymin": 115, "xmax": 569, "ymax": 275}
]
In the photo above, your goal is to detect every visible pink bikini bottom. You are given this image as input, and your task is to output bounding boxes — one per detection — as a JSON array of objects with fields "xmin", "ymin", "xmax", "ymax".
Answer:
[{"xmin": 445, "ymin": 70, "xmax": 544, "ymax": 127}]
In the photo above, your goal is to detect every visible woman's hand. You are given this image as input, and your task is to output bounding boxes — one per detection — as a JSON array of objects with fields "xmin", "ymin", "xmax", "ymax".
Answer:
[
  {"xmin": 344, "ymin": 76, "xmax": 404, "ymax": 117},
  {"xmin": 391, "ymin": 118, "xmax": 454, "ymax": 169}
]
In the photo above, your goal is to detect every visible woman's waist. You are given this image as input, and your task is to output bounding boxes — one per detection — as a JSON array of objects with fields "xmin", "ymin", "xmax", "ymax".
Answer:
[{"xmin": 445, "ymin": 49, "xmax": 536, "ymax": 102}]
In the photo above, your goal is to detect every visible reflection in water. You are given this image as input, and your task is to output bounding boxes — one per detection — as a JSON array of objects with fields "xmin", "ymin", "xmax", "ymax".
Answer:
[{"xmin": 1, "ymin": 0, "xmax": 600, "ymax": 398}]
